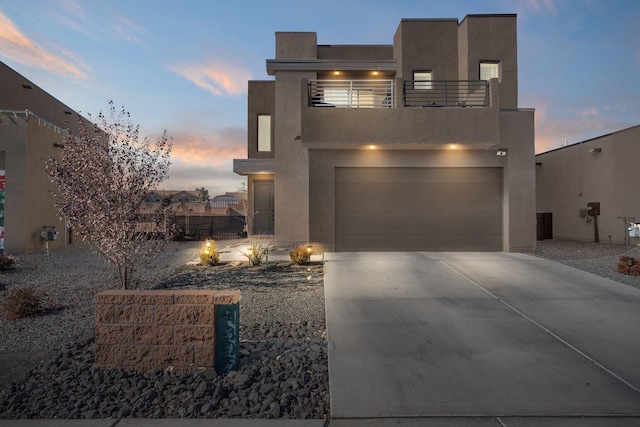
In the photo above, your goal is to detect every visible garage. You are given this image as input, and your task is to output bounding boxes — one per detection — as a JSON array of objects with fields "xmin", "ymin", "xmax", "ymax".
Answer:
[{"xmin": 335, "ymin": 167, "xmax": 503, "ymax": 251}]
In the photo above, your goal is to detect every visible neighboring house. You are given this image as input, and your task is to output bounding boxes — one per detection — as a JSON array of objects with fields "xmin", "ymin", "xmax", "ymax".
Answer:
[
  {"xmin": 141, "ymin": 190, "xmax": 246, "ymax": 241},
  {"xmin": 142, "ymin": 190, "xmax": 245, "ymax": 216},
  {"xmin": 0, "ymin": 61, "xmax": 84, "ymax": 254},
  {"xmin": 234, "ymin": 14, "xmax": 536, "ymax": 252},
  {"xmin": 536, "ymin": 125, "xmax": 640, "ymax": 244}
]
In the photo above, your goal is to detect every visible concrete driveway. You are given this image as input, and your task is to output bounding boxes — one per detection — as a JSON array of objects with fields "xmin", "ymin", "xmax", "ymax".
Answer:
[{"xmin": 324, "ymin": 252, "xmax": 640, "ymax": 426}]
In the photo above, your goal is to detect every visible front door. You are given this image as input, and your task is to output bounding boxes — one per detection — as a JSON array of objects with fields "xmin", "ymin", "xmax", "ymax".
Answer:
[{"xmin": 253, "ymin": 180, "xmax": 274, "ymax": 235}]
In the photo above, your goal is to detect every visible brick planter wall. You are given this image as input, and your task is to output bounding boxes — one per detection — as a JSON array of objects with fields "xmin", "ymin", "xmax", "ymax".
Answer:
[{"xmin": 95, "ymin": 290, "xmax": 240, "ymax": 371}]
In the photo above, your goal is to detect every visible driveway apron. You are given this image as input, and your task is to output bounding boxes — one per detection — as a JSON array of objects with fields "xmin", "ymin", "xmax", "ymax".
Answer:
[{"xmin": 324, "ymin": 252, "xmax": 640, "ymax": 422}]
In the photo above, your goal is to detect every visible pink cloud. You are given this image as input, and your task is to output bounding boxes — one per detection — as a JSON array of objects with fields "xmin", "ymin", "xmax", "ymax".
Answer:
[
  {"xmin": 532, "ymin": 98, "xmax": 614, "ymax": 154},
  {"xmin": 170, "ymin": 59, "xmax": 251, "ymax": 96},
  {"xmin": 170, "ymin": 127, "xmax": 246, "ymax": 168},
  {"xmin": 519, "ymin": 0, "xmax": 559, "ymax": 14},
  {"xmin": 0, "ymin": 11, "xmax": 87, "ymax": 79}
]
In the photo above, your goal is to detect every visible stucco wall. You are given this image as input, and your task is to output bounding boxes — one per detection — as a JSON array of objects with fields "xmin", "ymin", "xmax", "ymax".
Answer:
[
  {"xmin": 309, "ymin": 149, "xmax": 512, "ymax": 251},
  {"xmin": 247, "ymin": 81, "xmax": 275, "ymax": 160},
  {"xmin": 393, "ymin": 19, "xmax": 459, "ymax": 81},
  {"xmin": 0, "ymin": 61, "xmax": 85, "ymax": 254},
  {"xmin": 500, "ymin": 109, "xmax": 536, "ymax": 252},
  {"xmin": 273, "ymin": 71, "xmax": 315, "ymax": 245},
  {"xmin": 536, "ymin": 125, "xmax": 640, "ymax": 243},
  {"xmin": 459, "ymin": 15, "xmax": 518, "ymax": 109}
]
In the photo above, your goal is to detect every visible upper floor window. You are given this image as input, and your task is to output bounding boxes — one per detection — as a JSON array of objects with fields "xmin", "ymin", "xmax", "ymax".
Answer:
[
  {"xmin": 258, "ymin": 114, "xmax": 271, "ymax": 152},
  {"xmin": 480, "ymin": 62, "xmax": 500, "ymax": 81},
  {"xmin": 413, "ymin": 71, "xmax": 432, "ymax": 90}
]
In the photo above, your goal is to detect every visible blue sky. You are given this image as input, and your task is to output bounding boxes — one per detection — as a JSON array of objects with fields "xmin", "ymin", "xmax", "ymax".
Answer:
[{"xmin": 1, "ymin": 0, "xmax": 639, "ymax": 195}]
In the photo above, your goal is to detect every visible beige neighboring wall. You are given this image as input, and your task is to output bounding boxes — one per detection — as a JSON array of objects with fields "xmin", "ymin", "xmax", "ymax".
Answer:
[
  {"xmin": 0, "ymin": 61, "xmax": 84, "ymax": 254},
  {"xmin": 536, "ymin": 125, "xmax": 640, "ymax": 244}
]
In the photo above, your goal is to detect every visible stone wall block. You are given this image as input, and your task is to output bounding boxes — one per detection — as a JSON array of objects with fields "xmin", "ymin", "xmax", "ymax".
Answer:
[
  {"xmin": 156, "ymin": 305, "xmax": 195, "ymax": 325},
  {"xmin": 175, "ymin": 326, "xmax": 215, "ymax": 346},
  {"xmin": 114, "ymin": 345, "xmax": 154, "ymax": 366},
  {"xmin": 155, "ymin": 345, "xmax": 194, "ymax": 367},
  {"xmin": 94, "ymin": 344, "xmax": 114, "ymax": 366},
  {"xmin": 115, "ymin": 304, "xmax": 154, "ymax": 325},
  {"xmin": 135, "ymin": 291, "xmax": 175, "ymax": 305},
  {"xmin": 95, "ymin": 290, "xmax": 240, "ymax": 372},
  {"xmin": 213, "ymin": 290, "xmax": 241, "ymax": 305},
  {"xmin": 194, "ymin": 346, "xmax": 215, "ymax": 367},
  {"xmin": 134, "ymin": 325, "xmax": 174, "ymax": 345},
  {"xmin": 175, "ymin": 291, "xmax": 216, "ymax": 304},
  {"xmin": 96, "ymin": 325, "xmax": 134, "ymax": 345},
  {"xmin": 95, "ymin": 304, "xmax": 115, "ymax": 324},
  {"xmin": 194, "ymin": 306, "xmax": 215, "ymax": 325}
]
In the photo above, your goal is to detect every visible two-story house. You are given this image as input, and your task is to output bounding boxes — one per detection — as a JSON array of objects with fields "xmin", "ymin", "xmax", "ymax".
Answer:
[{"xmin": 234, "ymin": 15, "xmax": 536, "ymax": 252}]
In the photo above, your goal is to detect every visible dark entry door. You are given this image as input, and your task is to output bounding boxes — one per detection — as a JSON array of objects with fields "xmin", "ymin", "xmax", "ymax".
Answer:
[
  {"xmin": 536, "ymin": 212, "xmax": 553, "ymax": 240},
  {"xmin": 254, "ymin": 180, "xmax": 274, "ymax": 235}
]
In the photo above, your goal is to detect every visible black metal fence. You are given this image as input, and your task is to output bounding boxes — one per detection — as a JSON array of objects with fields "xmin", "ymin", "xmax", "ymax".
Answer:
[{"xmin": 173, "ymin": 215, "xmax": 246, "ymax": 241}]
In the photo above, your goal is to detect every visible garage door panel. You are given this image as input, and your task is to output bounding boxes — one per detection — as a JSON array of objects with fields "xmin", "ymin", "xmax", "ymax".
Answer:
[{"xmin": 335, "ymin": 167, "xmax": 503, "ymax": 251}]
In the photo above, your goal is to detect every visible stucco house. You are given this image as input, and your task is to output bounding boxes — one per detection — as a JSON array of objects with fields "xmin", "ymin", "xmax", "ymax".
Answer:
[
  {"xmin": 536, "ymin": 125, "xmax": 640, "ymax": 245},
  {"xmin": 0, "ymin": 61, "xmax": 84, "ymax": 254},
  {"xmin": 233, "ymin": 14, "xmax": 536, "ymax": 252}
]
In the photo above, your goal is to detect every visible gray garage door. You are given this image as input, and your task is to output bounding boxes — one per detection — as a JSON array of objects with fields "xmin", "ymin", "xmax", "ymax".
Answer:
[{"xmin": 335, "ymin": 167, "xmax": 503, "ymax": 251}]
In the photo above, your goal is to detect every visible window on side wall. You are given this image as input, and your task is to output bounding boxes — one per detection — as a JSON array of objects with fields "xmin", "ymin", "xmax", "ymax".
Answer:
[
  {"xmin": 257, "ymin": 114, "xmax": 271, "ymax": 152},
  {"xmin": 413, "ymin": 71, "xmax": 432, "ymax": 90},
  {"xmin": 480, "ymin": 62, "xmax": 500, "ymax": 81}
]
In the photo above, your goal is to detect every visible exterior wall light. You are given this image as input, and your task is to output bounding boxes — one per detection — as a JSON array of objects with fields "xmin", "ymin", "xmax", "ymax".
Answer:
[
  {"xmin": 590, "ymin": 148, "xmax": 602, "ymax": 153},
  {"xmin": 496, "ymin": 149, "xmax": 508, "ymax": 156},
  {"xmin": 368, "ymin": 145, "xmax": 376, "ymax": 150}
]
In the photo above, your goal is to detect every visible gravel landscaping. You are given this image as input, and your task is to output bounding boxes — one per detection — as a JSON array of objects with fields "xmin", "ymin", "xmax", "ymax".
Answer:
[
  {"xmin": 0, "ymin": 241, "xmax": 328, "ymax": 419},
  {"xmin": 0, "ymin": 238, "xmax": 638, "ymax": 420}
]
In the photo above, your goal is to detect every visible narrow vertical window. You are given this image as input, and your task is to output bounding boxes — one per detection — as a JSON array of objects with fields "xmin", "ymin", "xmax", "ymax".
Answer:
[
  {"xmin": 480, "ymin": 62, "xmax": 500, "ymax": 81},
  {"xmin": 257, "ymin": 115, "xmax": 271, "ymax": 152},
  {"xmin": 413, "ymin": 71, "xmax": 432, "ymax": 90}
]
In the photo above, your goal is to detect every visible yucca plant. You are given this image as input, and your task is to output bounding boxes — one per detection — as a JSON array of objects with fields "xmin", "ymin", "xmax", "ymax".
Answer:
[
  {"xmin": 289, "ymin": 244, "xmax": 312, "ymax": 265},
  {"xmin": 241, "ymin": 241, "xmax": 269, "ymax": 266},
  {"xmin": 199, "ymin": 240, "xmax": 220, "ymax": 266}
]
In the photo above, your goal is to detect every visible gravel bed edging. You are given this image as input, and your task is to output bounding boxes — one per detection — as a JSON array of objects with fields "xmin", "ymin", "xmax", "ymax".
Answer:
[{"xmin": 0, "ymin": 242, "xmax": 330, "ymax": 420}]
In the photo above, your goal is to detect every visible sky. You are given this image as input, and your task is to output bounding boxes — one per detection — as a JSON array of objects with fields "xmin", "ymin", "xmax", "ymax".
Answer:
[{"xmin": 1, "ymin": 0, "xmax": 639, "ymax": 196}]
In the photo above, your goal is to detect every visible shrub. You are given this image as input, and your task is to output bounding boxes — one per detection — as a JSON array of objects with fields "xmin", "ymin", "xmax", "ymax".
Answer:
[
  {"xmin": 2, "ymin": 287, "xmax": 43, "ymax": 320},
  {"xmin": 289, "ymin": 244, "xmax": 312, "ymax": 265},
  {"xmin": 199, "ymin": 240, "xmax": 220, "ymax": 266},
  {"xmin": 241, "ymin": 242, "xmax": 269, "ymax": 266},
  {"xmin": 617, "ymin": 260, "xmax": 630, "ymax": 274},
  {"xmin": 0, "ymin": 254, "xmax": 17, "ymax": 271},
  {"xmin": 630, "ymin": 263, "xmax": 640, "ymax": 276}
]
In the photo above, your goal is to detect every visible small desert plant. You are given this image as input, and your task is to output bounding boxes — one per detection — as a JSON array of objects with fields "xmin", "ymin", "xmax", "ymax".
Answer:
[
  {"xmin": 241, "ymin": 241, "xmax": 269, "ymax": 266},
  {"xmin": 0, "ymin": 254, "xmax": 17, "ymax": 271},
  {"xmin": 289, "ymin": 244, "xmax": 312, "ymax": 265},
  {"xmin": 199, "ymin": 240, "xmax": 220, "ymax": 266},
  {"xmin": 2, "ymin": 287, "xmax": 43, "ymax": 320},
  {"xmin": 618, "ymin": 256, "xmax": 640, "ymax": 275}
]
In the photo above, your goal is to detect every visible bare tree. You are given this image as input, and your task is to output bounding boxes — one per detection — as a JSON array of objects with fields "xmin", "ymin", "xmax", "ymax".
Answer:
[{"xmin": 45, "ymin": 101, "xmax": 173, "ymax": 289}]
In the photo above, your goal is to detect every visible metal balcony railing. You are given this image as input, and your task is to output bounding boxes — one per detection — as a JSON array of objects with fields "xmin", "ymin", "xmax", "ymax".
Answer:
[
  {"xmin": 309, "ymin": 80, "xmax": 395, "ymax": 108},
  {"xmin": 404, "ymin": 80, "xmax": 489, "ymax": 107}
]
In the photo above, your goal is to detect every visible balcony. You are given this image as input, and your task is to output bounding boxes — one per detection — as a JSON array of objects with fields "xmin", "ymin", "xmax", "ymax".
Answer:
[
  {"xmin": 308, "ymin": 80, "xmax": 395, "ymax": 108},
  {"xmin": 301, "ymin": 78, "xmax": 499, "ymax": 149},
  {"xmin": 404, "ymin": 80, "xmax": 489, "ymax": 108}
]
